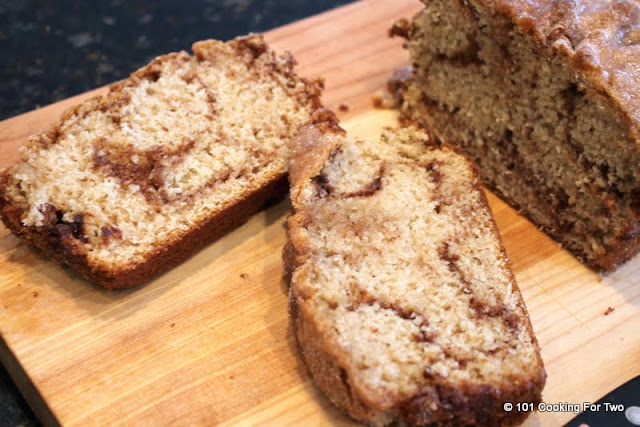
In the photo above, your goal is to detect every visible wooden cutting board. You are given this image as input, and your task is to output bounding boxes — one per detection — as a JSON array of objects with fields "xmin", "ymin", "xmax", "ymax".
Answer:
[{"xmin": 0, "ymin": 0, "xmax": 638, "ymax": 425}]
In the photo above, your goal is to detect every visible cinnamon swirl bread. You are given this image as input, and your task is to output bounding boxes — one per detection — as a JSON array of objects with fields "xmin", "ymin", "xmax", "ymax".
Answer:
[
  {"xmin": 0, "ymin": 34, "xmax": 323, "ymax": 289},
  {"xmin": 285, "ymin": 119, "xmax": 545, "ymax": 425}
]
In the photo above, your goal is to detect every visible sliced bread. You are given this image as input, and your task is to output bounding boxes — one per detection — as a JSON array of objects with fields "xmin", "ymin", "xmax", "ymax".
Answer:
[
  {"xmin": 0, "ymin": 34, "xmax": 323, "ymax": 289},
  {"xmin": 285, "ymin": 118, "xmax": 546, "ymax": 425}
]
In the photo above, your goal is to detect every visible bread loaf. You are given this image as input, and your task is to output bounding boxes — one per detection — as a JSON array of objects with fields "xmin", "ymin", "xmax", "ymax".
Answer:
[
  {"xmin": 285, "ymin": 118, "xmax": 545, "ymax": 425},
  {"xmin": 394, "ymin": 0, "xmax": 640, "ymax": 271},
  {"xmin": 0, "ymin": 34, "xmax": 323, "ymax": 289}
]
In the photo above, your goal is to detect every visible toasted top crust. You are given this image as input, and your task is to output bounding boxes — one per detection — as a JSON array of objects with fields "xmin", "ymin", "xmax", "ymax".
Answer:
[{"xmin": 455, "ymin": 0, "xmax": 640, "ymax": 138}]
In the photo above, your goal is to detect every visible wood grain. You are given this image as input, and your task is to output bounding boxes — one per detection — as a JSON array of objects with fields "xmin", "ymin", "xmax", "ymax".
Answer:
[{"xmin": 0, "ymin": 0, "xmax": 638, "ymax": 425}]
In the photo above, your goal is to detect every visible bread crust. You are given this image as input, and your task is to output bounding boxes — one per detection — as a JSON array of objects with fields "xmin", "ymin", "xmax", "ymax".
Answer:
[
  {"xmin": 1, "ymin": 174, "xmax": 286, "ymax": 289},
  {"xmin": 285, "ymin": 118, "xmax": 545, "ymax": 425}
]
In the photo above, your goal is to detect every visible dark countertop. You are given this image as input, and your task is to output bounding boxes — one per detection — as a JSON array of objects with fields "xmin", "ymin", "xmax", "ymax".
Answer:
[
  {"xmin": 0, "ymin": 1, "xmax": 355, "ymax": 424},
  {"xmin": 1, "ymin": 0, "xmax": 356, "ymax": 120}
]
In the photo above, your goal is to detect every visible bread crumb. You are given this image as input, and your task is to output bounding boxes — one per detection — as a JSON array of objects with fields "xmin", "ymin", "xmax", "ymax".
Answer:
[
  {"xmin": 374, "ymin": 66, "xmax": 412, "ymax": 109},
  {"xmin": 372, "ymin": 90, "xmax": 397, "ymax": 109},
  {"xmin": 604, "ymin": 307, "xmax": 615, "ymax": 315}
]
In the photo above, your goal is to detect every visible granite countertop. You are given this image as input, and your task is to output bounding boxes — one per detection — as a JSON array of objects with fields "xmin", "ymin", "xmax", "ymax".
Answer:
[
  {"xmin": 0, "ymin": 0, "xmax": 355, "ymax": 424},
  {"xmin": 1, "ymin": 0, "xmax": 356, "ymax": 120}
]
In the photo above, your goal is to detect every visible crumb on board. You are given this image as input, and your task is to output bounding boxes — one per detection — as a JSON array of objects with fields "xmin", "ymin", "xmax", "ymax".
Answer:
[
  {"xmin": 389, "ymin": 17, "xmax": 411, "ymax": 38},
  {"xmin": 33, "ymin": 291, "xmax": 38, "ymax": 298},
  {"xmin": 338, "ymin": 104, "xmax": 349, "ymax": 112},
  {"xmin": 604, "ymin": 307, "xmax": 615, "ymax": 316},
  {"xmin": 372, "ymin": 90, "xmax": 398, "ymax": 109},
  {"xmin": 372, "ymin": 66, "xmax": 413, "ymax": 109},
  {"xmin": 240, "ymin": 273, "xmax": 248, "ymax": 280}
]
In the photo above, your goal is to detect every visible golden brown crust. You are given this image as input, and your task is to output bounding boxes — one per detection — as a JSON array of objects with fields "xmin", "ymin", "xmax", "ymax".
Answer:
[
  {"xmin": 288, "ymin": 114, "xmax": 345, "ymax": 203},
  {"xmin": 285, "ymin": 119, "xmax": 545, "ymax": 426},
  {"xmin": 0, "ymin": 170, "xmax": 287, "ymax": 290}
]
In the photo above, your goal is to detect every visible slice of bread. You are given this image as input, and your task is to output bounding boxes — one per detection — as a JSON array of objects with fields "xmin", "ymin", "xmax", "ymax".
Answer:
[
  {"xmin": 394, "ymin": 0, "xmax": 640, "ymax": 271},
  {"xmin": 285, "ymin": 118, "xmax": 545, "ymax": 425},
  {"xmin": 0, "ymin": 34, "xmax": 323, "ymax": 289}
]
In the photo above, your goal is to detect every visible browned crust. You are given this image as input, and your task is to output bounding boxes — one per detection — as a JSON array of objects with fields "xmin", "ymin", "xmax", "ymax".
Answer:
[
  {"xmin": 288, "ymin": 286, "xmax": 394, "ymax": 426},
  {"xmin": 1, "ymin": 173, "xmax": 287, "ymax": 289},
  {"xmin": 284, "ymin": 119, "xmax": 546, "ymax": 425},
  {"xmin": 595, "ymin": 230, "xmax": 640, "ymax": 271}
]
